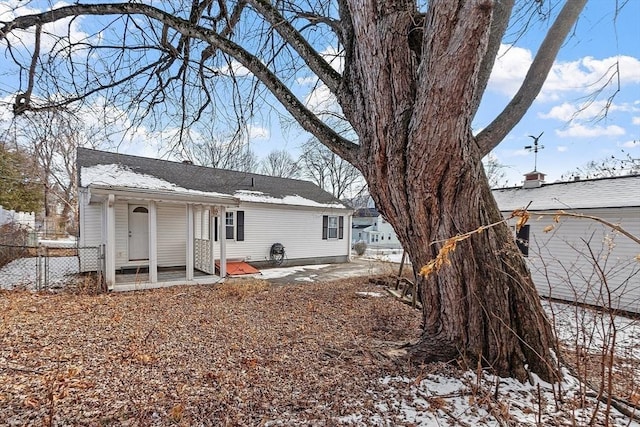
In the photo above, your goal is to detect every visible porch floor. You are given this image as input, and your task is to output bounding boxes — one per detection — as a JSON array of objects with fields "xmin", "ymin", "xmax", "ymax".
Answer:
[{"xmin": 114, "ymin": 268, "xmax": 219, "ymax": 290}]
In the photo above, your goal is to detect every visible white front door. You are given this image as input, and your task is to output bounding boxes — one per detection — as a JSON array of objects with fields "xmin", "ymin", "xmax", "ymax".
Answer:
[{"xmin": 128, "ymin": 205, "xmax": 149, "ymax": 261}]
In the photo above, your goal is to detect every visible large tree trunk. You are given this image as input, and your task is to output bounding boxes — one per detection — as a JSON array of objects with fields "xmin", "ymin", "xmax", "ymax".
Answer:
[{"xmin": 340, "ymin": 0, "xmax": 559, "ymax": 382}]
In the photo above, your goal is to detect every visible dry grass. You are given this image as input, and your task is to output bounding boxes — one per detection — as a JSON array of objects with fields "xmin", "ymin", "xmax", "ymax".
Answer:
[{"xmin": 0, "ymin": 278, "xmax": 421, "ymax": 426}]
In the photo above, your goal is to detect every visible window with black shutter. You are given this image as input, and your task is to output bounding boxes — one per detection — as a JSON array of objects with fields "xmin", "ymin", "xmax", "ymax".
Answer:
[
  {"xmin": 236, "ymin": 211, "xmax": 244, "ymax": 241},
  {"xmin": 516, "ymin": 225, "xmax": 530, "ymax": 257},
  {"xmin": 322, "ymin": 215, "xmax": 343, "ymax": 240}
]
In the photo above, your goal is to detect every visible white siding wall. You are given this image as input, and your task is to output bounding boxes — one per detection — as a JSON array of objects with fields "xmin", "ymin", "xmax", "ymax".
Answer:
[
  {"xmin": 78, "ymin": 191, "xmax": 104, "ymax": 272},
  {"xmin": 157, "ymin": 203, "xmax": 187, "ymax": 267},
  {"xmin": 114, "ymin": 202, "xmax": 129, "ymax": 268},
  {"xmin": 224, "ymin": 204, "xmax": 351, "ymax": 263},
  {"xmin": 516, "ymin": 207, "xmax": 640, "ymax": 313}
]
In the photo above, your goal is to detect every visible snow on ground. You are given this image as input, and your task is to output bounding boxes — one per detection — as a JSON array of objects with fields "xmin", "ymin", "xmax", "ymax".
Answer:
[
  {"xmin": 258, "ymin": 264, "xmax": 332, "ymax": 280},
  {"xmin": 360, "ymin": 248, "xmax": 407, "ymax": 264},
  {"xmin": 37, "ymin": 237, "xmax": 77, "ymax": 248},
  {"xmin": 0, "ymin": 256, "xmax": 79, "ymax": 290}
]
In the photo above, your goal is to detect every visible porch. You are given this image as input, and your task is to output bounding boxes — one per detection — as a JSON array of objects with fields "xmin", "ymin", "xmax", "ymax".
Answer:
[
  {"xmin": 86, "ymin": 187, "xmax": 239, "ymax": 291},
  {"xmin": 114, "ymin": 267, "xmax": 220, "ymax": 291}
]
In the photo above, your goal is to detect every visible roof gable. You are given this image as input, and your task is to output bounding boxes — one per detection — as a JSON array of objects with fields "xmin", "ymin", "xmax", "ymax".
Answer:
[{"xmin": 77, "ymin": 148, "xmax": 348, "ymax": 209}]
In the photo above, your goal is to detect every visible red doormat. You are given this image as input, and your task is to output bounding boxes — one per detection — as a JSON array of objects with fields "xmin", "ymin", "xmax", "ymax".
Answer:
[{"xmin": 215, "ymin": 261, "xmax": 260, "ymax": 276}]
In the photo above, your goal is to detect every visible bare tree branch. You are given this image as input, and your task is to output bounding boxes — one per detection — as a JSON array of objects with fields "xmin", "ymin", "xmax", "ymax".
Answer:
[{"xmin": 476, "ymin": 0, "xmax": 587, "ymax": 156}]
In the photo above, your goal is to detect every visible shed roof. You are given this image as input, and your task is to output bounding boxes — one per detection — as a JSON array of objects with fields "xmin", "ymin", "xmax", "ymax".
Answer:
[
  {"xmin": 492, "ymin": 175, "xmax": 640, "ymax": 211},
  {"xmin": 77, "ymin": 148, "xmax": 348, "ymax": 209}
]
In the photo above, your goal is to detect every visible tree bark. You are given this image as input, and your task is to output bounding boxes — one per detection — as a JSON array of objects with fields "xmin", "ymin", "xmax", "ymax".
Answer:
[{"xmin": 341, "ymin": 0, "xmax": 559, "ymax": 382}]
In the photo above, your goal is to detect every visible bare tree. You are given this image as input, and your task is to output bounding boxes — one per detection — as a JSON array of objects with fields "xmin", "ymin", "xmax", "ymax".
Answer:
[
  {"xmin": 483, "ymin": 152, "xmax": 509, "ymax": 188},
  {"xmin": 11, "ymin": 111, "xmax": 91, "ymax": 234},
  {"xmin": 260, "ymin": 149, "xmax": 301, "ymax": 178},
  {"xmin": 299, "ymin": 138, "xmax": 363, "ymax": 199},
  {"xmin": 1, "ymin": 0, "xmax": 602, "ymax": 381},
  {"xmin": 561, "ymin": 150, "xmax": 640, "ymax": 180}
]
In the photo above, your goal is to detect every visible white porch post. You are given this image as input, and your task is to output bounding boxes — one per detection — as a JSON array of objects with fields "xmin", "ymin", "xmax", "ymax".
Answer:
[
  {"xmin": 105, "ymin": 194, "xmax": 116, "ymax": 288},
  {"xmin": 219, "ymin": 206, "xmax": 227, "ymax": 279},
  {"xmin": 186, "ymin": 204, "xmax": 194, "ymax": 281},
  {"xmin": 347, "ymin": 213, "xmax": 353, "ymax": 262},
  {"xmin": 209, "ymin": 207, "xmax": 216, "ymax": 275},
  {"xmin": 148, "ymin": 201, "xmax": 158, "ymax": 283}
]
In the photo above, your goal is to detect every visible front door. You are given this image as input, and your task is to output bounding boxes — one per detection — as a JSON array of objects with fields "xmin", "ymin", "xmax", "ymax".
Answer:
[{"xmin": 128, "ymin": 205, "xmax": 149, "ymax": 261}]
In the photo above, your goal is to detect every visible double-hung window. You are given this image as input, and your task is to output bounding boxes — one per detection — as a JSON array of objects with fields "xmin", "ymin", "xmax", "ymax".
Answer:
[
  {"xmin": 322, "ymin": 215, "xmax": 344, "ymax": 240},
  {"xmin": 225, "ymin": 212, "xmax": 235, "ymax": 240},
  {"xmin": 327, "ymin": 216, "xmax": 338, "ymax": 239}
]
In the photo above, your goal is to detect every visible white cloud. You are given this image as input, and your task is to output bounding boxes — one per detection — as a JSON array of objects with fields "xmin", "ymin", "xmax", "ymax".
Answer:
[
  {"xmin": 621, "ymin": 140, "xmax": 639, "ymax": 148},
  {"xmin": 213, "ymin": 60, "xmax": 252, "ymax": 77},
  {"xmin": 556, "ymin": 124, "xmax": 625, "ymax": 138},
  {"xmin": 632, "ymin": 116, "xmax": 640, "ymax": 125},
  {"xmin": 0, "ymin": 1, "xmax": 90, "ymax": 56},
  {"xmin": 486, "ymin": 44, "xmax": 533, "ymax": 97},
  {"xmin": 539, "ymin": 100, "xmax": 638, "ymax": 122},
  {"xmin": 488, "ymin": 43, "xmax": 640, "ymax": 101},
  {"xmin": 247, "ymin": 124, "xmax": 269, "ymax": 140},
  {"xmin": 557, "ymin": 146, "xmax": 568, "ymax": 152}
]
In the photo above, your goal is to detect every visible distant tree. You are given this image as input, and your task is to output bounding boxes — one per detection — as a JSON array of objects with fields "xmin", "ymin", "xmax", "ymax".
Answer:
[
  {"xmin": 260, "ymin": 149, "xmax": 301, "ymax": 178},
  {"xmin": 483, "ymin": 152, "xmax": 509, "ymax": 188},
  {"xmin": 299, "ymin": 138, "xmax": 363, "ymax": 199},
  {"xmin": 16, "ymin": 111, "xmax": 87, "ymax": 227},
  {"xmin": 562, "ymin": 150, "xmax": 640, "ymax": 180},
  {"xmin": 0, "ymin": 142, "xmax": 42, "ymax": 213},
  {"xmin": 190, "ymin": 133, "xmax": 259, "ymax": 173}
]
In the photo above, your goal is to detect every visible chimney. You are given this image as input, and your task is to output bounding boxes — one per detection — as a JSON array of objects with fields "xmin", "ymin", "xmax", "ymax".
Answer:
[
  {"xmin": 182, "ymin": 160, "xmax": 193, "ymax": 165},
  {"xmin": 522, "ymin": 170, "xmax": 546, "ymax": 189}
]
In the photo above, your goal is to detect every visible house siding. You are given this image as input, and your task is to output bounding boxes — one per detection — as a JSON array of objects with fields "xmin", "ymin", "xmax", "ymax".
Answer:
[
  {"xmin": 510, "ymin": 207, "xmax": 640, "ymax": 313},
  {"xmin": 78, "ymin": 192, "xmax": 103, "ymax": 272},
  {"xmin": 223, "ymin": 204, "xmax": 351, "ymax": 264},
  {"xmin": 157, "ymin": 203, "xmax": 187, "ymax": 267}
]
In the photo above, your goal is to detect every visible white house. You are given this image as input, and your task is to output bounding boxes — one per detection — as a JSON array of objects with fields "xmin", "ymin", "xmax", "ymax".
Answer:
[
  {"xmin": 352, "ymin": 207, "xmax": 402, "ymax": 249},
  {"xmin": 493, "ymin": 173, "xmax": 640, "ymax": 313},
  {"xmin": 77, "ymin": 148, "xmax": 352, "ymax": 291}
]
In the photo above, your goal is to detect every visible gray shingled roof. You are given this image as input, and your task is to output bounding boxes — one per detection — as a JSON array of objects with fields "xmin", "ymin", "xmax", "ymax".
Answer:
[
  {"xmin": 77, "ymin": 147, "xmax": 348, "ymax": 208},
  {"xmin": 492, "ymin": 175, "xmax": 640, "ymax": 211}
]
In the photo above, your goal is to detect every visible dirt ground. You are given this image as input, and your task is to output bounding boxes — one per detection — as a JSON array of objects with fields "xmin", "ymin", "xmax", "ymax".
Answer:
[{"xmin": 0, "ymin": 277, "xmax": 422, "ymax": 426}]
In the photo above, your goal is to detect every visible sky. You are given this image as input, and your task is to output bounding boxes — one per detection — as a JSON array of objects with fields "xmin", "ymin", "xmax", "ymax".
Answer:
[{"xmin": 0, "ymin": 1, "xmax": 639, "ymax": 187}]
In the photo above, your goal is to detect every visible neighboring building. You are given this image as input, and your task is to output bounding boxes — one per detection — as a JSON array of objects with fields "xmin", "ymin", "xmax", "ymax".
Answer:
[
  {"xmin": 493, "ymin": 173, "xmax": 640, "ymax": 313},
  {"xmin": 77, "ymin": 148, "xmax": 352, "ymax": 291},
  {"xmin": 352, "ymin": 206, "xmax": 402, "ymax": 249}
]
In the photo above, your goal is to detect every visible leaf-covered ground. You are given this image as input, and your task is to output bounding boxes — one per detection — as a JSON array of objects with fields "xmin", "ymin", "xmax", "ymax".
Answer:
[
  {"xmin": 1, "ymin": 277, "xmax": 638, "ymax": 426},
  {"xmin": 0, "ymin": 279, "xmax": 421, "ymax": 425}
]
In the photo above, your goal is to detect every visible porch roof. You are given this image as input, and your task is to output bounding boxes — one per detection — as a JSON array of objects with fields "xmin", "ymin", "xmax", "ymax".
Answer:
[{"xmin": 86, "ymin": 184, "xmax": 240, "ymax": 206}]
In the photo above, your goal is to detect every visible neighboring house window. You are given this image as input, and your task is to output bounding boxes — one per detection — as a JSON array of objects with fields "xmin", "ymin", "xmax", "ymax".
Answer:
[
  {"xmin": 322, "ymin": 215, "xmax": 344, "ymax": 240},
  {"xmin": 516, "ymin": 225, "xmax": 530, "ymax": 257},
  {"xmin": 388, "ymin": 234, "xmax": 391, "ymax": 240},
  {"xmin": 381, "ymin": 235, "xmax": 385, "ymax": 240}
]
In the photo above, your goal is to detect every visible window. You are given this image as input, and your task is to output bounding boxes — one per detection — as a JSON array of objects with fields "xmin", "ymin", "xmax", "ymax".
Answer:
[
  {"xmin": 516, "ymin": 225, "xmax": 530, "ymax": 257},
  {"xmin": 225, "ymin": 212, "xmax": 234, "ymax": 239},
  {"xmin": 216, "ymin": 211, "xmax": 244, "ymax": 242},
  {"xmin": 328, "ymin": 216, "xmax": 338, "ymax": 239},
  {"xmin": 322, "ymin": 215, "xmax": 344, "ymax": 240}
]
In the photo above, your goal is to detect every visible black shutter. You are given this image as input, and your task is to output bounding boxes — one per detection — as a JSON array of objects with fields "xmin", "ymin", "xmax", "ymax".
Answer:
[
  {"xmin": 338, "ymin": 216, "xmax": 344, "ymax": 239},
  {"xmin": 516, "ymin": 225, "xmax": 530, "ymax": 257},
  {"xmin": 214, "ymin": 216, "xmax": 218, "ymax": 242},
  {"xmin": 322, "ymin": 215, "xmax": 328, "ymax": 240},
  {"xmin": 236, "ymin": 210, "xmax": 244, "ymax": 241}
]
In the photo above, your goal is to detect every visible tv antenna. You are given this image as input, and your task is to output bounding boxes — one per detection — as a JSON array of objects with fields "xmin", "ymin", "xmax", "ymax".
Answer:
[{"xmin": 524, "ymin": 132, "xmax": 545, "ymax": 171}]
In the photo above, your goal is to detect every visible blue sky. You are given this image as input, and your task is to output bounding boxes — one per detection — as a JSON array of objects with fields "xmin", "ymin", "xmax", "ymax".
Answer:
[
  {"xmin": 474, "ymin": 0, "xmax": 640, "ymax": 185},
  {"xmin": 1, "ymin": 1, "xmax": 639, "ymax": 187}
]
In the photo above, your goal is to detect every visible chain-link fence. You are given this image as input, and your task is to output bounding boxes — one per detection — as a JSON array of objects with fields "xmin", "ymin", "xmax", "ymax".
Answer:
[{"xmin": 0, "ymin": 245, "xmax": 104, "ymax": 292}]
